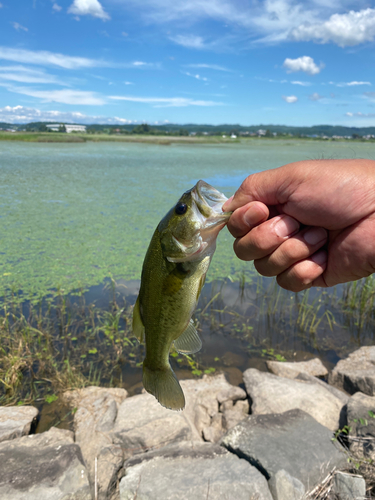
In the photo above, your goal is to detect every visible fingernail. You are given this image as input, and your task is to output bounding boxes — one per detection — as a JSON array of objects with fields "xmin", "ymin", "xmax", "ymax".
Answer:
[
  {"xmin": 303, "ymin": 228, "xmax": 327, "ymax": 245},
  {"xmin": 274, "ymin": 216, "xmax": 299, "ymax": 238},
  {"xmin": 311, "ymin": 250, "xmax": 327, "ymax": 266}
]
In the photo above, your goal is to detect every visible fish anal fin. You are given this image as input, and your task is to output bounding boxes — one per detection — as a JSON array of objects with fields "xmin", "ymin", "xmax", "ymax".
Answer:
[
  {"xmin": 143, "ymin": 363, "xmax": 185, "ymax": 411},
  {"xmin": 174, "ymin": 320, "xmax": 202, "ymax": 355},
  {"xmin": 132, "ymin": 296, "xmax": 145, "ymax": 343}
]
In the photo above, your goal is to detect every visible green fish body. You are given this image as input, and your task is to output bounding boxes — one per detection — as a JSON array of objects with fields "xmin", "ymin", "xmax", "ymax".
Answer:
[{"xmin": 132, "ymin": 180, "xmax": 230, "ymax": 410}]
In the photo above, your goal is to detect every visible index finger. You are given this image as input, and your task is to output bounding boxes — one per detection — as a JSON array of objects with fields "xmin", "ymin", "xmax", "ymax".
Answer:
[{"xmin": 222, "ymin": 167, "xmax": 293, "ymax": 212}]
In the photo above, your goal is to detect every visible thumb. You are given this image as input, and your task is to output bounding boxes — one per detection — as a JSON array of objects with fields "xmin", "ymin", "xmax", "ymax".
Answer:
[{"xmin": 222, "ymin": 166, "xmax": 291, "ymax": 212}]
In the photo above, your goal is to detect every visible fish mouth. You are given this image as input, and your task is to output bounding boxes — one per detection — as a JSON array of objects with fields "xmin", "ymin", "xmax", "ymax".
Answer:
[{"xmin": 194, "ymin": 180, "xmax": 231, "ymax": 227}]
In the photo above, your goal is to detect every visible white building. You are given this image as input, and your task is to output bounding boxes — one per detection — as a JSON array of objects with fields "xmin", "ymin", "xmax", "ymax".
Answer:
[{"xmin": 46, "ymin": 124, "xmax": 87, "ymax": 133}]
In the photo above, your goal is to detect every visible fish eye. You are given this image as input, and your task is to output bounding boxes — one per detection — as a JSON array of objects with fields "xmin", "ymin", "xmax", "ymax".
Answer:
[{"xmin": 175, "ymin": 203, "xmax": 188, "ymax": 215}]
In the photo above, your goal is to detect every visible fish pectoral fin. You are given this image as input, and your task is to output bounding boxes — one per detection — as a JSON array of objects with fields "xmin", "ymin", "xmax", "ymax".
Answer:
[
  {"xmin": 132, "ymin": 296, "xmax": 145, "ymax": 344},
  {"xmin": 174, "ymin": 320, "xmax": 202, "ymax": 355}
]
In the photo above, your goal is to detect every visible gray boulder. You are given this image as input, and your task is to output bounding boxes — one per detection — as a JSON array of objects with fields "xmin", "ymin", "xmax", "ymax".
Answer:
[
  {"xmin": 0, "ymin": 406, "xmax": 39, "ymax": 443},
  {"xmin": 243, "ymin": 368, "xmax": 345, "ymax": 430},
  {"xmin": 333, "ymin": 471, "xmax": 366, "ymax": 500},
  {"xmin": 112, "ymin": 393, "xmax": 192, "ymax": 459},
  {"xmin": 329, "ymin": 346, "xmax": 375, "ymax": 396},
  {"xmin": 120, "ymin": 442, "xmax": 273, "ymax": 500},
  {"xmin": 296, "ymin": 372, "xmax": 349, "ymax": 405},
  {"xmin": 0, "ymin": 426, "xmax": 91, "ymax": 500},
  {"xmin": 180, "ymin": 374, "xmax": 248, "ymax": 442},
  {"xmin": 347, "ymin": 391, "xmax": 375, "ymax": 460},
  {"xmin": 267, "ymin": 358, "xmax": 328, "ymax": 379},
  {"xmin": 268, "ymin": 469, "xmax": 305, "ymax": 500},
  {"xmin": 63, "ymin": 386, "xmax": 128, "ymax": 500},
  {"xmin": 220, "ymin": 409, "xmax": 347, "ymax": 491}
]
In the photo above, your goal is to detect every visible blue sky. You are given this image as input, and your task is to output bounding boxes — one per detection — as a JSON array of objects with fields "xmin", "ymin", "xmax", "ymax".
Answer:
[{"xmin": 1, "ymin": 0, "xmax": 375, "ymax": 126}]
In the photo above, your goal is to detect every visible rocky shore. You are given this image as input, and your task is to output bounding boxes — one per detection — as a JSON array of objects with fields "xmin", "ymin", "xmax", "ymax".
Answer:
[{"xmin": 1, "ymin": 346, "xmax": 375, "ymax": 500}]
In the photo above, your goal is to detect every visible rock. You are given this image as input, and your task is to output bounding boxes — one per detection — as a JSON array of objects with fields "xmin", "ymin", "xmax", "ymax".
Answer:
[
  {"xmin": 119, "ymin": 442, "xmax": 273, "ymax": 500},
  {"xmin": 63, "ymin": 386, "xmax": 128, "ymax": 500},
  {"xmin": 220, "ymin": 409, "xmax": 347, "ymax": 491},
  {"xmin": 0, "ymin": 426, "xmax": 91, "ymax": 500},
  {"xmin": 329, "ymin": 346, "xmax": 375, "ymax": 396},
  {"xmin": 296, "ymin": 373, "xmax": 349, "ymax": 405},
  {"xmin": 267, "ymin": 358, "xmax": 328, "ymax": 379},
  {"xmin": 180, "ymin": 374, "xmax": 244, "ymax": 440},
  {"xmin": 333, "ymin": 471, "xmax": 366, "ymax": 500},
  {"xmin": 268, "ymin": 469, "xmax": 305, "ymax": 500},
  {"xmin": 112, "ymin": 393, "xmax": 192, "ymax": 459},
  {"xmin": 243, "ymin": 368, "xmax": 345, "ymax": 430},
  {"xmin": 222, "ymin": 400, "xmax": 250, "ymax": 431},
  {"xmin": 216, "ymin": 385, "xmax": 247, "ymax": 404},
  {"xmin": 202, "ymin": 413, "xmax": 224, "ymax": 443},
  {"xmin": 347, "ymin": 391, "xmax": 375, "ymax": 460},
  {"xmin": 0, "ymin": 406, "xmax": 39, "ymax": 443}
]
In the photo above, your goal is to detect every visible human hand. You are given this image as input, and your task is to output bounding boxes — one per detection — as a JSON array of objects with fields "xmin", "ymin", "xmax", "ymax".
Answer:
[{"xmin": 222, "ymin": 159, "xmax": 375, "ymax": 291}]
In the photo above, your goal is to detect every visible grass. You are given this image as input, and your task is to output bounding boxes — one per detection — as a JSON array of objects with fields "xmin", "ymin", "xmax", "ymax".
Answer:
[
  {"xmin": 0, "ymin": 131, "xmax": 240, "ymax": 144},
  {"xmin": 0, "ymin": 279, "xmax": 139, "ymax": 406},
  {"xmin": 2, "ymin": 272, "xmax": 375, "ymax": 429}
]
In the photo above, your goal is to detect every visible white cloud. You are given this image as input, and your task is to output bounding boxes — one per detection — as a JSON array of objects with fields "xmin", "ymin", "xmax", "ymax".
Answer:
[
  {"xmin": 346, "ymin": 112, "xmax": 375, "ymax": 117},
  {"xmin": 169, "ymin": 35, "xmax": 207, "ymax": 49},
  {"xmin": 108, "ymin": 95, "xmax": 223, "ymax": 107},
  {"xmin": 291, "ymin": 81, "xmax": 311, "ymax": 86},
  {"xmin": 183, "ymin": 72, "xmax": 208, "ymax": 82},
  {"xmin": 283, "ymin": 56, "xmax": 323, "ymax": 75},
  {"xmin": 3, "ymin": 86, "xmax": 106, "ymax": 105},
  {"xmin": 0, "ymin": 105, "xmax": 137, "ymax": 124},
  {"xmin": 282, "ymin": 95, "xmax": 298, "ymax": 103},
  {"xmin": 12, "ymin": 22, "xmax": 28, "ymax": 32},
  {"xmin": 52, "ymin": 3, "xmax": 62, "ymax": 11},
  {"xmin": 290, "ymin": 8, "xmax": 375, "ymax": 47},
  {"xmin": 119, "ymin": 0, "xmax": 375, "ymax": 49},
  {"xmin": 0, "ymin": 46, "xmax": 109, "ymax": 69},
  {"xmin": 0, "ymin": 65, "xmax": 66, "ymax": 85},
  {"xmin": 335, "ymin": 81, "xmax": 371, "ymax": 87},
  {"xmin": 68, "ymin": 0, "xmax": 110, "ymax": 21},
  {"xmin": 0, "ymin": 3, "xmax": 3, "ymax": 8},
  {"xmin": 185, "ymin": 63, "xmax": 231, "ymax": 72},
  {"xmin": 124, "ymin": 81, "xmax": 134, "ymax": 85},
  {"xmin": 309, "ymin": 92, "xmax": 324, "ymax": 101}
]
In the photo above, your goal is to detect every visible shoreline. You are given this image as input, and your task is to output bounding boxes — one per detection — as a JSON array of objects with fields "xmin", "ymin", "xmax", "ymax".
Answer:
[{"xmin": 0, "ymin": 131, "xmax": 372, "ymax": 144}]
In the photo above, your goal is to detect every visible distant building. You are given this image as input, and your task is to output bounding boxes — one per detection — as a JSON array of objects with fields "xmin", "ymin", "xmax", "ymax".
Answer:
[
  {"xmin": 46, "ymin": 124, "xmax": 87, "ymax": 133},
  {"xmin": 257, "ymin": 129, "xmax": 266, "ymax": 136},
  {"xmin": 231, "ymin": 134, "xmax": 237, "ymax": 139}
]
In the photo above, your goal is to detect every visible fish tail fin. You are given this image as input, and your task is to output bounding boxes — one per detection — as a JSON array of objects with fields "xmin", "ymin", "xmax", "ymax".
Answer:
[{"xmin": 143, "ymin": 362, "xmax": 185, "ymax": 411}]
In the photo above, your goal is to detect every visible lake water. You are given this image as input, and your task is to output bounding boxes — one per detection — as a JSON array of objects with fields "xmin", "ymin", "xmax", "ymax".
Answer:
[
  {"xmin": 1, "ymin": 138, "xmax": 375, "ymax": 298},
  {"xmin": 2, "ymin": 138, "xmax": 375, "ymax": 424}
]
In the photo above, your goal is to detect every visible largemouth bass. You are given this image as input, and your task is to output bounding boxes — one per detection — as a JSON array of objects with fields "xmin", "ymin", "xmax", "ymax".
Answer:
[{"xmin": 132, "ymin": 180, "xmax": 230, "ymax": 411}]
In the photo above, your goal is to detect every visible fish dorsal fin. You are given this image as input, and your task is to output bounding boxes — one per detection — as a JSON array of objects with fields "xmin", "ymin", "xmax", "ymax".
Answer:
[
  {"xmin": 132, "ymin": 296, "xmax": 145, "ymax": 344},
  {"xmin": 174, "ymin": 320, "xmax": 202, "ymax": 354}
]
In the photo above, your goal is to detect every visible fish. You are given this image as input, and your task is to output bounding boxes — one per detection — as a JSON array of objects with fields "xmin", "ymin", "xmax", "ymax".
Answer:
[{"xmin": 132, "ymin": 180, "xmax": 230, "ymax": 411}]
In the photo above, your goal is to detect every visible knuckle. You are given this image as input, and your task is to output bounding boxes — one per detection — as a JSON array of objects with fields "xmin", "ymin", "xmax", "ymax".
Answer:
[{"xmin": 254, "ymin": 258, "xmax": 276, "ymax": 277}]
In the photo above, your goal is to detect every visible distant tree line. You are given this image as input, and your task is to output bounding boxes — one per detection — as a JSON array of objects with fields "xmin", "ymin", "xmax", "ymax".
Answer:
[{"xmin": 3, "ymin": 121, "xmax": 375, "ymax": 138}]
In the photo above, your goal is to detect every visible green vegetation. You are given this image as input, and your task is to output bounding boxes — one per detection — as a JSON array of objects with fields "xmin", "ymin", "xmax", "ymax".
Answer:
[
  {"xmin": 3, "ymin": 273, "xmax": 375, "ymax": 418},
  {"xmin": 2, "ymin": 120, "xmax": 375, "ymax": 141}
]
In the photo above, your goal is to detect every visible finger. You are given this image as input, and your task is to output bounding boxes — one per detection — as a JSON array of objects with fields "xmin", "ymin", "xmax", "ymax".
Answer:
[
  {"xmin": 233, "ymin": 215, "xmax": 300, "ymax": 261},
  {"xmin": 227, "ymin": 201, "xmax": 269, "ymax": 238},
  {"xmin": 222, "ymin": 165, "xmax": 295, "ymax": 212},
  {"xmin": 276, "ymin": 250, "xmax": 327, "ymax": 292},
  {"xmin": 254, "ymin": 227, "xmax": 328, "ymax": 277}
]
